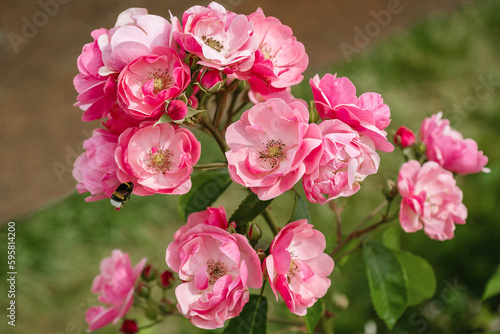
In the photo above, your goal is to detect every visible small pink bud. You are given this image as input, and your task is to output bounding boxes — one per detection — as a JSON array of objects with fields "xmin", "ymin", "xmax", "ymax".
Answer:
[
  {"xmin": 167, "ymin": 100, "xmax": 188, "ymax": 121},
  {"xmin": 198, "ymin": 68, "xmax": 223, "ymax": 92},
  {"xmin": 160, "ymin": 270, "xmax": 174, "ymax": 289},
  {"xmin": 394, "ymin": 126, "xmax": 416, "ymax": 147},
  {"xmin": 141, "ymin": 264, "xmax": 157, "ymax": 281},
  {"xmin": 120, "ymin": 319, "xmax": 139, "ymax": 334}
]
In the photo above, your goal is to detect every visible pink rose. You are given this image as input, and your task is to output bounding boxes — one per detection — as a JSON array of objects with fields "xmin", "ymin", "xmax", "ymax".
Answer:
[
  {"xmin": 248, "ymin": 86, "xmax": 307, "ymax": 108},
  {"xmin": 165, "ymin": 224, "xmax": 262, "ymax": 329},
  {"xmin": 394, "ymin": 126, "xmax": 416, "ymax": 147},
  {"xmin": 115, "ymin": 122, "xmax": 201, "ymax": 196},
  {"xmin": 99, "ymin": 8, "xmax": 176, "ymax": 74},
  {"xmin": 103, "ymin": 105, "xmax": 142, "ymax": 135},
  {"xmin": 244, "ymin": 8, "xmax": 308, "ymax": 94},
  {"xmin": 310, "ymin": 73, "xmax": 393, "ymax": 152},
  {"xmin": 117, "ymin": 49, "xmax": 191, "ymax": 119},
  {"xmin": 303, "ymin": 120, "xmax": 380, "ymax": 204},
  {"xmin": 86, "ymin": 250, "xmax": 146, "ymax": 332},
  {"xmin": 72, "ymin": 129, "xmax": 120, "ymax": 202},
  {"xmin": 264, "ymin": 220, "xmax": 334, "ymax": 316},
  {"xmin": 225, "ymin": 98, "xmax": 322, "ymax": 200},
  {"xmin": 73, "ymin": 28, "xmax": 118, "ymax": 122},
  {"xmin": 420, "ymin": 112, "xmax": 489, "ymax": 174},
  {"xmin": 173, "ymin": 206, "xmax": 229, "ymax": 241},
  {"xmin": 398, "ymin": 160, "xmax": 467, "ymax": 241},
  {"xmin": 172, "ymin": 2, "xmax": 255, "ymax": 72}
]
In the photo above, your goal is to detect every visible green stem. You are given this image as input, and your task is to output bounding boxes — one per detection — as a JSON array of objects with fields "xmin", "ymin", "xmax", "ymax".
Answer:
[
  {"xmin": 200, "ymin": 117, "xmax": 230, "ymax": 154},
  {"xmin": 330, "ymin": 201, "xmax": 343, "ymax": 244},
  {"xmin": 193, "ymin": 162, "xmax": 228, "ymax": 171},
  {"xmin": 262, "ymin": 208, "xmax": 280, "ymax": 236},
  {"xmin": 139, "ymin": 317, "xmax": 166, "ymax": 330},
  {"xmin": 320, "ymin": 315, "xmax": 334, "ymax": 334}
]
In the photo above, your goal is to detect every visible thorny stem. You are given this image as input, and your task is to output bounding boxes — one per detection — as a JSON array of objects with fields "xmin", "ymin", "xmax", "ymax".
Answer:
[
  {"xmin": 193, "ymin": 162, "xmax": 228, "ymax": 171},
  {"xmin": 200, "ymin": 117, "xmax": 229, "ymax": 154},
  {"xmin": 262, "ymin": 207, "xmax": 280, "ymax": 236}
]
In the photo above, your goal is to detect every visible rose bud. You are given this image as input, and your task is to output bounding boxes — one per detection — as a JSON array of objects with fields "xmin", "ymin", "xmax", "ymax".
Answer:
[
  {"xmin": 135, "ymin": 282, "xmax": 150, "ymax": 298},
  {"xmin": 166, "ymin": 100, "xmax": 188, "ymax": 121},
  {"xmin": 141, "ymin": 264, "xmax": 157, "ymax": 282},
  {"xmin": 197, "ymin": 68, "xmax": 224, "ymax": 93},
  {"xmin": 246, "ymin": 221, "xmax": 263, "ymax": 244},
  {"xmin": 159, "ymin": 270, "xmax": 174, "ymax": 289},
  {"xmin": 394, "ymin": 126, "xmax": 416, "ymax": 148},
  {"xmin": 120, "ymin": 319, "xmax": 139, "ymax": 334}
]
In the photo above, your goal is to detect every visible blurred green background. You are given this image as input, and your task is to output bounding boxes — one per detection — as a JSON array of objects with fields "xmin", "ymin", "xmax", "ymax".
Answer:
[{"xmin": 1, "ymin": 0, "xmax": 500, "ymax": 333}]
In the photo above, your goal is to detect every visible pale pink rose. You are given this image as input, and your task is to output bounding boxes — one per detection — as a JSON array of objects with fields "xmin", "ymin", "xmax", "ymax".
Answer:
[
  {"xmin": 172, "ymin": 2, "xmax": 255, "ymax": 72},
  {"xmin": 117, "ymin": 49, "xmax": 191, "ymax": 119},
  {"xmin": 310, "ymin": 73, "xmax": 393, "ymax": 152},
  {"xmin": 73, "ymin": 28, "xmax": 118, "ymax": 122},
  {"xmin": 398, "ymin": 160, "xmax": 467, "ymax": 241},
  {"xmin": 420, "ymin": 112, "xmax": 489, "ymax": 174},
  {"xmin": 86, "ymin": 250, "xmax": 146, "ymax": 332},
  {"xmin": 99, "ymin": 8, "xmax": 176, "ymax": 74},
  {"xmin": 394, "ymin": 126, "xmax": 416, "ymax": 147},
  {"xmin": 72, "ymin": 129, "xmax": 120, "ymax": 202},
  {"xmin": 243, "ymin": 8, "xmax": 308, "ymax": 94},
  {"xmin": 165, "ymin": 224, "xmax": 262, "ymax": 329},
  {"xmin": 225, "ymin": 98, "xmax": 322, "ymax": 200},
  {"xmin": 264, "ymin": 220, "xmax": 334, "ymax": 316},
  {"xmin": 248, "ymin": 87, "xmax": 307, "ymax": 108},
  {"xmin": 303, "ymin": 120, "xmax": 380, "ymax": 204},
  {"xmin": 115, "ymin": 122, "xmax": 201, "ymax": 196},
  {"xmin": 173, "ymin": 206, "xmax": 229, "ymax": 241}
]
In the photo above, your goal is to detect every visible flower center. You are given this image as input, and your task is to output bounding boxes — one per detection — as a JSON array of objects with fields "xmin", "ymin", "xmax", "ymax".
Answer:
[
  {"xmin": 287, "ymin": 260, "xmax": 300, "ymax": 283},
  {"xmin": 147, "ymin": 69, "xmax": 173, "ymax": 95},
  {"xmin": 258, "ymin": 139, "xmax": 287, "ymax": 168},
  {"xmin": 207, "ymin": 259, "xmax": 226, "ymax": 284},
  {"xmin": 202, "ymin": 36, "xmax": 223, "ymax": 52},
  {"xmin": 146, "ymin": 147, "xmax": 172, "ymax": 174}
]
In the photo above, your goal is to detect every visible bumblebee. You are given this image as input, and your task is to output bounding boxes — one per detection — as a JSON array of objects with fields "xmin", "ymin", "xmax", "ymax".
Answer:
[{"xmin": 110, "ymin": 182, "xmax": 134, "ymax": 210}]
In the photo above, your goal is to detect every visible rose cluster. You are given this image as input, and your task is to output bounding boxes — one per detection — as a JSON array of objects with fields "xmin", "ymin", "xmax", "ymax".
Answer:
[
  {"xmin": 73, "ymin": 2, "xmax": 394, "ymax": 208},
  {"xmin": 394, "ymin": 112, "xmax": 489, "ymax": 240}
]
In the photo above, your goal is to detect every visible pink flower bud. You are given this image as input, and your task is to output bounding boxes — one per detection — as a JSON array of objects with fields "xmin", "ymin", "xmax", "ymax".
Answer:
[
  {"xmin": 198, "ymin": 69, "xmax": 223, "ymax": 92},
  {"xmin": 120, "ymin": 319, "xmax": 139, "ymax": 334},
  {"xmin": 160, "ymin": 270, "xmax": 174, "ymax": 289},
  {"xmin": 141, "ymin": 264, "xmax": 157, "ymax": 281},
  {"xmin": 394, "ymin": 126, "xmax": 416, "ymax": 147},
  {"xmin": 166, "ymin": 100, "xmax": 188, "ymax": 121}
]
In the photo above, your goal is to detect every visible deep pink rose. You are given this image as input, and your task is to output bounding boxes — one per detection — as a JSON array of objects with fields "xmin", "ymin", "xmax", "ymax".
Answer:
[
  {"xmin": 115, "ymin": 122, "xmax": 201, "ymax": 196},
  {"xmin": 103, "ymin": 104, "xmax": 142, "ymax": 135},
  {"xmin": 72, "ymin": 129, "xmax": 120, "ymax": 202},
  {"xmin": 117, "ymin": 49, "xmax": 191, "ymax": 120},
  {"xmin": 225, "ymin": 98, "xmax": 322, "ymax": 200},
  {"xmin": 398, "ymin": 160, "xmax": 467, "ymax": 241},
  {"xmin": 394, "ymin": 126, "xmax": 416, "ymax": 147},
  {"xmin": 99, "ymin": 8, "xmax": 176, "ymax": 74},
  {"xmin": 74, "ymin": 28, "xmax": 118, "ymax": 122},
  {"xmin": 172, "ymin": 2, "xmax": 255, "ymax": 72},
  {"xmin": 264, "ymin": 220, "xmax": 334, "ymax": 316},
  {"xmin": 420, "ymin": 112, "xmax": 489, "ymax": 174},
  {"xmin": 303, "ymin": 120, "xmax": 380, "ymax": 204},
  {"xmin": 165, "ymin": 224, "xmax": 262, "ymax": 329},
  {"xmin": 86, "ymin": 250, "xmax": 146, "ymax": 332},
  {"xmin": 173, "ymin": 206, "xmax": 229, "ymax": 241},
  {"xmin": 310, "ymin": 73, "xmax": 393, "ymax": 152},
  {"xmin": 243, "ymin": 8, "xmax": 308, "ymax": 94}
]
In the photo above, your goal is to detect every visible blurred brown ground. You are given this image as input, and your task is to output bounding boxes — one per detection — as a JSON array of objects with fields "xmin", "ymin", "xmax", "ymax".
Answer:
[{"xmin": 0, "ymin": 0, "xmax": 466, "ymax": 222}]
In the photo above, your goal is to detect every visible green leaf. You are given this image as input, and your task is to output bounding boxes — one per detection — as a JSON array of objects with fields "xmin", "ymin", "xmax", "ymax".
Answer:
[
  {"xmin": 483, "ymin": 264, "xmax": 500, "ymax": 300},
  {"xmin": 177, "ymin": 169, "xmax": 232, "ymax": 221},
  {"xmin": 382, "ymin": 226, "xmax": 401, "ymax": 251},
  {"xmin": 223, "ymin": 295, "xmax": 267, "ymax": 334},
  {"xmin": 304, "ymin": 299, "xmax": 324, "ymax": 334},
  {"xmin": 395, "ymin": 250, "xmax": 436, "ymax": 306},
  {"xmin": 363, "ymin": 242, "xmax": 408, "ymax": 330},
  {"xmin": 289, "ymin": 192, "xmax": 311, "ymax": 223},
  {"xmin": 229, "ymin": 192, "xmax": 272, "ymax": 232}
]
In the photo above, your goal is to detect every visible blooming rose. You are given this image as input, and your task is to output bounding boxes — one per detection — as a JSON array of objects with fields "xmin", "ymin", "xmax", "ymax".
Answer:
[
  {"xmin": 243, "ymin": 8, "xmax": 308, "ymax": 94},
  {"xmin": 115, "ymin": 122, "xmax": 201, "ymax": 196},
  {"xmin": 225, "ymin": 98, "xmax": 322, "ymax": 200},
  {"xmin": 103, "ymin": 104, "xmax": 142, "ymax": 135},
  {"xmin": 248, "ymin": 86, "xmax": 307, "ymax": 108},
  {"xmin": 173, "ymin": 206, "xmax": 229, "ymax": 240},
  {"xmin": 310, "ymin": 73, "xmax": 393, "ymax": 152},
  {"xmin": 74, "ymin": 28, "xmax": 118, "ymax": 122},
  {"xmin": 165, "ymin": 224, "xmax": 262, "ymax": 329},
  {"xmin": 264, "ymin": 220, "xmax": 334, "ymax": 315},
  {"xmin": 73, "ymin": 129, "xmax": 120, "ymax": 201},
  {"xmin": 394, "ymin": 126, "xmax": 416, "ymax": 147},
  {"xmin": 398, "ymin": 160, "xmax": 467, "ymax": 241},
  {"xmin": 303, "ymin": 120, "xmax": 380, "ymax": 204},
  {"xmin": 99, "ymin": 8, "xmax": 176, "ymax": 75},
  {"xmin": 172, "ymin": 2, "xmax": 255, "ymax": 72},
  {"xmin": 86, "ymin": 250, "xmax": 146, "ymax": 332},
  {"xmin": 420, "ymin": 112, "xmax": 489, "ymax": 174}
]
